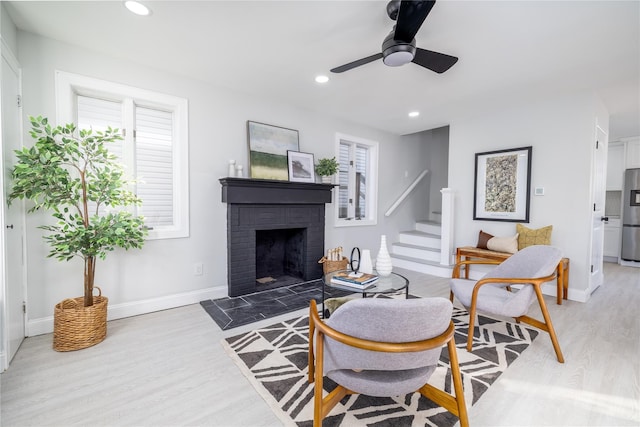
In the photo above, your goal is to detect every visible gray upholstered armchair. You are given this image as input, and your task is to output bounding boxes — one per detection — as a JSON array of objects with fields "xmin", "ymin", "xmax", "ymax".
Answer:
[
  {"xmin": 308, "ymin": 297, "xmax": 468, "ymax": 427},
  {"xmin": 450, "ymin": 244, "xmax": 565, "ymax": 362}
]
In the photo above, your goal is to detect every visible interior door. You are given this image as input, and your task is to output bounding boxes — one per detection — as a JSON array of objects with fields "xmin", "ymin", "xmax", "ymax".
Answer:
[
  {"xmin": 589, "ymin": 125, "xmax": 608, "ymax": 294},
  {"xmin": 1, "ymin": 52, "xmax": 25, "ymax": 369}
]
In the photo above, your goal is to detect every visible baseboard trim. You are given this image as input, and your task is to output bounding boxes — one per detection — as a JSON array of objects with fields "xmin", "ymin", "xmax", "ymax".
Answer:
[
  {"xmin": 26, "ymin": 286, "xmax": 227, "ymax": 337},
  {"xmin": 620, "ymin": 259, "xmax": 640, "ymax": 268}
]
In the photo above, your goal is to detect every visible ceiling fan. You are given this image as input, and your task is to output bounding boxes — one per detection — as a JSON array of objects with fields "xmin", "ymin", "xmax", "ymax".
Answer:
[{"xmin": 330, "ymin": 0, "xmax": 458, "ymax": 74}]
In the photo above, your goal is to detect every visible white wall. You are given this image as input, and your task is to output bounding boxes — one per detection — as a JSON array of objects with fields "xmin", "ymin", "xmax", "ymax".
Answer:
[
  {"xmin": 1, "ymin": 3, "xmax": 17, "ymax": 53},
  {"xmin": 393, "ymin": 126, "xmax": 449, "ymax": 223},
  {"xmin": 425, "ymin": 126, "xmax": 450, "ymax": 218},
  {"xmin": 448, "ymin": 92, "xmax": 608, "ymax": 302},
  {"xmin": 16, "ymin": 31, "xmax": 435, "ymax": 334}
]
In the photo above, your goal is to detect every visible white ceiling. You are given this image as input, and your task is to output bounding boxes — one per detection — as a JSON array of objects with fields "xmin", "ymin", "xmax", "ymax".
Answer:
[{"xmin": 5, "ymin": 1, "xmax": 640, "ymax": 140}]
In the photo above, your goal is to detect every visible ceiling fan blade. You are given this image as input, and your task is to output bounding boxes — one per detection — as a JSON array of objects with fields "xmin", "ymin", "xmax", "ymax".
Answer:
[
  {"xmin": 412, "ymin": 48, "xmax": 458, "ymax": 73},
  {"xmin": 330, "ymin": 53, "xmax": 383, "ymax": 73},
  {"xmin": 394, "ymin": 0, "xmax": 436, "ymax": 43}
]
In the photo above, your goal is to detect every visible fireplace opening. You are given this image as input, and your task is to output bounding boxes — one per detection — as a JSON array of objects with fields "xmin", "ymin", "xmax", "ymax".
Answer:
[{"xmin": 255, "ymin": 228, "xmax": 306, "ymax": 291}]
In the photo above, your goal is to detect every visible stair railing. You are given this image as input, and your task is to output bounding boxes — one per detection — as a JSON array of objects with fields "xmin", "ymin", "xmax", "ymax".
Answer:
[{"xmin": 384, "ymin": 169, "xmax": 429, "ymax": 217}]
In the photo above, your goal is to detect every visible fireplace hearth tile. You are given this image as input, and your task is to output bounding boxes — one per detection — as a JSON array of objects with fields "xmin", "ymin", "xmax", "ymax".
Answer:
[
  {"xmin": 210, "ymin": 297, "xmax": 251, "ymax": 311},
  {"xmin": 200, "ymin": 279, "xmax": 352, "ymax": 330},
  {"xmin": 242, "ymin": 287, "xmax": 296, "ymax": 304},
  {"xmin": 276, "ymin": 291, "xmax": 321, "ymax": 308}
]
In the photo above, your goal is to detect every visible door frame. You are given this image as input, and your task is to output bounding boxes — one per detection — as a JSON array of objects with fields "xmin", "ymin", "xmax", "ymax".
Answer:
[
  {"xmin": 588, "ymin": 123, "xmax": 608, "ymax": 296},
  {"xmin": 1, "ymin": 37, "xmax": 26, "ymax": 372}
]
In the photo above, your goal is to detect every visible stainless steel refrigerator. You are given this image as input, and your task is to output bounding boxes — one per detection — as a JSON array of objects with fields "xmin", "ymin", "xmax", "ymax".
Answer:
[{"xmin": 622, "ymin": 168, "xmax": 640, "ymax": 262}]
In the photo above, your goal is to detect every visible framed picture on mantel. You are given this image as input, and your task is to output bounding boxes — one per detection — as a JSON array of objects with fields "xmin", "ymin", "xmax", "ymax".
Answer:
[
  {"xmin": 473, "ymin": 146, "xmax": 532, "ymax": 222},
  {"xmin": 247, "ymin": 121, "xmax": 299, "ymax": 181},
  {"xmin": 287, "ymin": 151, "xmax": 315, "ymax": 183}
]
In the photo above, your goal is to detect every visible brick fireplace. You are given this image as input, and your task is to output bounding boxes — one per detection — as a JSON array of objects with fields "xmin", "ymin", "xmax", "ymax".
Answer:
[{"xmin": 220, "ymin": 178, "xmax": 334, "ymax": 297}]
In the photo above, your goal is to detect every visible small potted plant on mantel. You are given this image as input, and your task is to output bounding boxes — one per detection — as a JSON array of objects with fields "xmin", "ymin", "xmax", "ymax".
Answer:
[
  {"xmin": 315, "ymin": 157, "xmax": 339, "ymax": 184},
  {"xmin": 8, "ymin": 116, "xmax": 147, "ymax": 351}
]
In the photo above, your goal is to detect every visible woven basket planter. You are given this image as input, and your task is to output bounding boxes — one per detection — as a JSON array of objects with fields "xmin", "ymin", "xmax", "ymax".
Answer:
[
  {"xmin": 53, "ymin": 287, "xmax": 108, "ymax": 352},
  {"xmin": 318, "ymin": 256, "xmax": 348, "ymax": 275}
]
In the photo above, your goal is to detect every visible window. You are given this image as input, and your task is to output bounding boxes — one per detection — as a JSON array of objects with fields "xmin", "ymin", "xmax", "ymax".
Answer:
[
  {"xmin": 335, "ymin": 133, "xmax": 378, "ymax": 227},
  {"xmin": 56, "ymin": 71, "xmax": 189, "ymax": 240}
]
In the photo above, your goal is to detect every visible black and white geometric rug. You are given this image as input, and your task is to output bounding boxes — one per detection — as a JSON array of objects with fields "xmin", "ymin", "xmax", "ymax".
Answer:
[{"xmin": 222, "ymin": 306, "xmax": 539, "ymax": 427}]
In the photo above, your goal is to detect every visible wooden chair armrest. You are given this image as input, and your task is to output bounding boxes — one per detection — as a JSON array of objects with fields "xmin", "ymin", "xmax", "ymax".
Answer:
[
  {"xmin": 473, "ymin": 272, "xmax": 558, "ymax": 289},
  {"xmin": 470, "ymin": 272, "xmax": 558, "ymax": 304},
  {"xmin": 452, "ymin": 259, "xmax": 502, "ymax": 278}
]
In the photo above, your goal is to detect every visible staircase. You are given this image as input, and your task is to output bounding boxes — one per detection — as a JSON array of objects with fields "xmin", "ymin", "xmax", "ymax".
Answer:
[{"xmin": 390, "ymin": 220, "xmax": 453, "ymax": 277}]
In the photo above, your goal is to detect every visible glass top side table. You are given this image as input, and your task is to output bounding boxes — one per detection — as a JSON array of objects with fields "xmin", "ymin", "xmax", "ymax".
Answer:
[{"xmin": 321, "ymin": 269, "xmax": 409, "ymax": 317}]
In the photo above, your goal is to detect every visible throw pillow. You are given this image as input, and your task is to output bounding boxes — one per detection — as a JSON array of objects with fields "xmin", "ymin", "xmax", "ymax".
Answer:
[
  {"xmin": 516, "ymin": 224, "xmax": 553, "ymax": 250},
  {"xmin": 486, "ymin": 234, "xmax": 519, "ymax": 254},
  {"xmin": 476, "ymin": 230, "xmax": 494, "ymax": 249},
  {"xmin": 324, "ymin": 297, "xmax": 354, "ymax": 315}
]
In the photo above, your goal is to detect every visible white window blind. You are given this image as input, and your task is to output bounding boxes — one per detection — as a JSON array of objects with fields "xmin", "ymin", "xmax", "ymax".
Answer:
[
  {"xmin": 335, "ymin": 134, "xmax": 378, "ymax": 227},
  {"xmin": 77, "ymin": 98, "xmax": 176, "ymax": 230},
  {"xmin": 338, "ymin": 142, "xmax": 350, "ymax": 219},
  {"xmin": 77, "ymin": 95, "xmax": 124, "ymax": 162},
  {"xmin": 60, "ymin": 71, "xmax": 189, "ymax": 240},
  {"xmin": 135, "ymin": 107, "xmax": 174, "ymax": 227},
  {"xmin": 355, "ymin": 145, "xmax": 368, "ymax": 219},
  {"xmin": 77, "ymin": 96, "xmax": 124, "ymax": 218}
]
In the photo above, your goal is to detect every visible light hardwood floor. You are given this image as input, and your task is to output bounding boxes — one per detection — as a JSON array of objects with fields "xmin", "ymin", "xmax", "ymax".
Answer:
[{"xmin": 1, "ymin": 263, "xmax": 639, "ymax": 426}]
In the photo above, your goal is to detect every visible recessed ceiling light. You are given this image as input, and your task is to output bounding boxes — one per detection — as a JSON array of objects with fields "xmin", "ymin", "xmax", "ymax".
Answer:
[
  {"xmin": 315, "ymin": 75, "xmax": 329, "ymax": 84},
  {"xmin": 408, "ymin": 111, "xmax": 420, "ymax": 118},
  {"xmin": 124, "ymin": 1, "xmax": 151, "ymax": 16}
]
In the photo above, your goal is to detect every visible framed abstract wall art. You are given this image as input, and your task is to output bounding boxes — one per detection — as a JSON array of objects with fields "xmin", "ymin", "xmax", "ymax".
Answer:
[
  {"xmin": 247, "ymin": 121, "xmax": 299, "ymax": 180},
  {"xmin": 473, "ymin": 146, "xmax": 532, "ymax": 222}
]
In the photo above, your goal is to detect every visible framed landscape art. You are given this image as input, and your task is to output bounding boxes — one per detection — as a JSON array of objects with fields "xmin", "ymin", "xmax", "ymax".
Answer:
[
  {"xmin": 473, "ymin": 146, "xmax": 532, "ymax": 222},
  {"xmin": 287, "ymin": 151, "xmax": 315, "ymax": 183},
  {"xmin": 247, "ymin": 121, "xmax": 299, "ymax": 180}
]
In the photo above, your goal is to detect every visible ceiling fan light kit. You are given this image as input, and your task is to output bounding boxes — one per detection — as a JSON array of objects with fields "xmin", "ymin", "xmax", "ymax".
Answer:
[
  {"xmin": 382, "ymin": 30, "xmax": 416, "ymax": 67},
  {"xmin": 331, "ymin": 0, "xmax": 458, "ymax": 74}
]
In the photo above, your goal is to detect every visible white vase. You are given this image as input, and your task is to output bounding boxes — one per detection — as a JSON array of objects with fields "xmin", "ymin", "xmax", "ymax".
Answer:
[
  {"xmin": 376, "ymin": 235, "xmax": 393, "ymax": 276},
  {"xmin": 321, "ymin": 175, "xmax": 332, "ymax": 184},
  {"xmin": 360, "ymin": 249, "xmax": 373, "ymax": 274}
]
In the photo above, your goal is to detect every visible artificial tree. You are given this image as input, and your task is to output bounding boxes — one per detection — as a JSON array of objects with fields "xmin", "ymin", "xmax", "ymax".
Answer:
[{"xmin": 8, "ymin": 116, "xmax": 147, "ymax": 307}]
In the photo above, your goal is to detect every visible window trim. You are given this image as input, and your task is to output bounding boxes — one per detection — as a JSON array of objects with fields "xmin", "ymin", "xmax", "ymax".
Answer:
[
  {"xmin": 55, "ymin": 71, "xmax": 189, "ymax": 240},
  {"xmin": 334, "ymin": 132, "xmax": 378, "ymax": 227}
]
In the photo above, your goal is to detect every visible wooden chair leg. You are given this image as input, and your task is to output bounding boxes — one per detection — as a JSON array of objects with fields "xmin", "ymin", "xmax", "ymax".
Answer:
[
  {"xmin": 313, "ymin": 334, "xmax": 325, "ymax": 427},
  {"xmin": 308, "ymin": 302, "xmax": 316, "ymax": 383},
  {"xmin": 466, "ymin": 303, "xmax": 477, "ymax": 352},
  {"xmin": 563, "ymin": 261, "xmax": 570, "ymax": 300},
  {"xmin": 465, "ymin": 283, "xmax": 486, "ymax": 353},
  {"xmin": 533, "ymin": 286, "xmax": 565, "ymax": 363},
  {"xmin": 448, "ymin": 338, "xmax": 469, "ymax": 427},
  {"xmin": 556, "ymin": 263, "xmax": 562, "ymax": 305}
]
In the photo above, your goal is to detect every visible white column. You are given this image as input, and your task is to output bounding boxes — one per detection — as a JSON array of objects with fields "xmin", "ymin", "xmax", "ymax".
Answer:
[{"xmin": 440, "ymin": 188, "xmax": 455, "ymax": 265}]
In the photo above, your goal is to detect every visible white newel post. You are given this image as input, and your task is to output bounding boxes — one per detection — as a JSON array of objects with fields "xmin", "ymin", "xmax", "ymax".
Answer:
[{"xmin": 440, "ymin": 188, "xmax": 455, "ymax": 265}]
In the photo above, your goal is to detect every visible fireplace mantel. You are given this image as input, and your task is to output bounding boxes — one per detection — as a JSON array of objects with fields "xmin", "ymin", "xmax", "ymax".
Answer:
[{"xmin": 220, "ymin": 177, "xmax": 334, "ymax": 204}]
